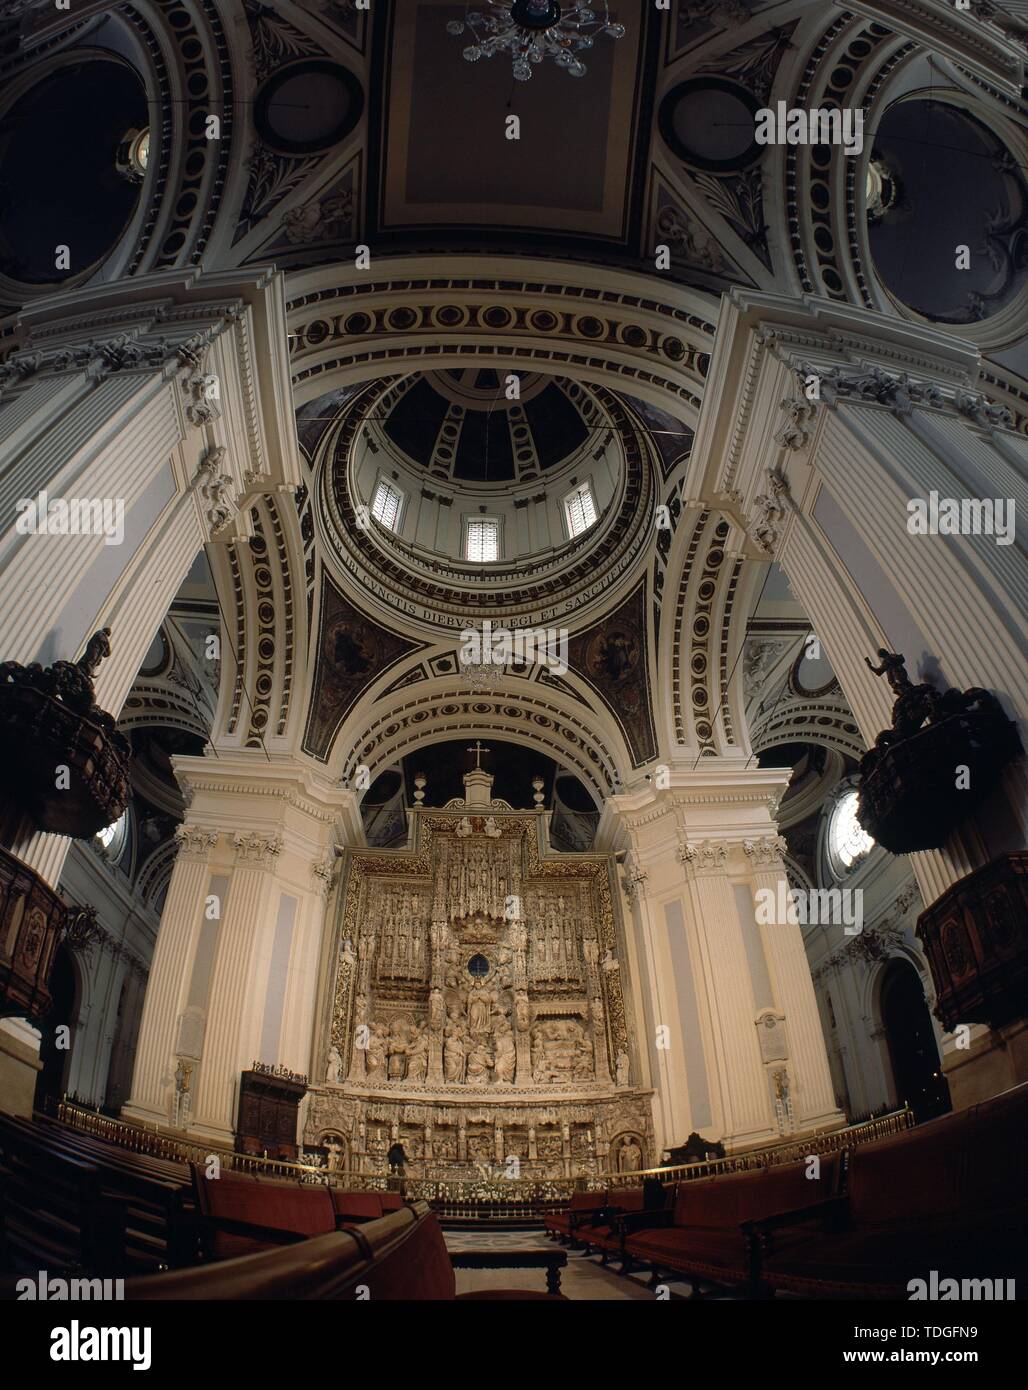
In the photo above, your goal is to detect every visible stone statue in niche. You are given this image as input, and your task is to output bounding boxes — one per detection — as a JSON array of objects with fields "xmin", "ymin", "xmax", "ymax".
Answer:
[
  {"xmin": 615, "ymin": 1050, "xmax": 630, "ymax": 1088},
  {"xmin": 444, "ymin": 1012, "xmax": 467, "ymax": 1083},
  {"xmin": 366, "ymin": 1022, "xmax": 388, "ymax": 1082},
  {"xmin": 617, "ymin": 1137, "xmax": 643, "ymax": 1173},
  {"xmin": 429, "ymin": 986, "xmax": 446, "ymax": 1033},
  {"xmin": 530, "ymin": 1018, "xmax": 595, "ymax": 1083},
  {"xmin": 407, "ymin": 1024, "xmax": 429, "ymax": 1083},
  {"xmin": 483, "ymin": 816, "xmax": 501, "ymax": 838},
  {"xmin": 455, "ymin": 816, "xmax": 473, "ymax": 838},
  {"xmin": 387, "ymin": 1018, "xmax": 412, "ymax": 1081},
  {"xmin": 494, "ymin": 1015, "xmax": 516, "ymax": 1084},
  {"xmin": 514, "ymin": 990, "xmax": 531, "ymax": 1033},
  {"xmin": 467, "ymin": 978, "xmax": 496, "ymax": 1039},
  {"xmin": 326, "ymin": 1046, "xmax": 342, "ymax": 1084},
  {"xmin": 466, "ymin": 1040, "xmax": 494, "ymax": 1086}
]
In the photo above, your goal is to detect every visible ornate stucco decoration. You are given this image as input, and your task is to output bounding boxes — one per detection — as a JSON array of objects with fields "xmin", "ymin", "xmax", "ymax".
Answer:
[
  {"xmin": 183, "ymin": 370, "xmax": 222, "ymax": 426},
  {"xmin": 954, "ymin": 389, "xmax": 1014, "ymax": 431},
  {"xmin": 677, "ymin": 839, "xmax": 730, "ymax": 871},
  {"xmin": 743, "ymin": 835, "xmax": 789, "ymax": 867},
  {"xmin": 193, "ymin": 447, "xmax": 238, "ymax": 537},
  {"xmin": 749, "ymin": 466, "xmax": 791, "ymax": 551},
  {"xmin": 232, "ymin": 833, "xmax": 283, "ymax": 866},
  {"xmin": 174, "ymin": 825, "xmax": 221, "ymax": 860},
  {"xmin": 773, "ymin": 398, "xmax": 817, "ymax": 451},
  {"xmin": 799, "ymin": 363, "xmax": 944, "ymax": 416}
]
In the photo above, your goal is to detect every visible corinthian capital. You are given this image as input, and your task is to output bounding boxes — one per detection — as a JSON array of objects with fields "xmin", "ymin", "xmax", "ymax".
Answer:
[
  {"xmin": 677, "ymin": 839, "xmax": 729, "ymax": 871},
  {"xmin": 312, "ymin": 855, "xmax": 338, "ymax": 897},
  {"xmin": 174, "ymin": 825, "xmax": 220, "ymax": 859},
  {"xmin": 743, "ymin": 835, "xmax": 789, "ymax": 867},
  {"xmin": 620, "ymin": 852, "xmax": 648, "ymax": 906},
  {"xmin": 232, "ymin": 832, "xmax": 283, "ymax": 866}
]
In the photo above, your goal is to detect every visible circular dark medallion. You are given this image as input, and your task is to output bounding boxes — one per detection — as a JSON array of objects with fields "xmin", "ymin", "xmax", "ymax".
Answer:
[
  {"xmin": 254, "ymin": 60, "xmax": 364, "ymax": 154},
  {"xmin": 659, "ymin": 77, "xmax": 763, "ymax": 172},
  {"xmin": 468, "ymin": 954, "xmax": 490, "ymax": 978},
  {"xmin": 511, "ymin": 0, "xmax": 561, "ymax": 30},
  {"xmin": 0, "ymin": 58, "xmax": 148, "ymax": 284}
]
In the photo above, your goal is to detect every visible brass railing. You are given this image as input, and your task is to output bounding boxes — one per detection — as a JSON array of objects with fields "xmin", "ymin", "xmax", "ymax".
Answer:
[
  {"xmin": 596, "ymin": 1107, "xmax": 915, "ymax": 1187},
  {"xmin": 50, "ymin": 1099, "xmax": 914, "ymax": 1209}
]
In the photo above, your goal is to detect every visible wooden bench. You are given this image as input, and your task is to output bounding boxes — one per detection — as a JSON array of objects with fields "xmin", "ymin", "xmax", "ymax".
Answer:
[
  {"xmin": 575, "ymin": 1186, "xmax": 656, "ymax": 1261},
  {"xmin": 748, "ymin": 1083, "xmax": 1028, "ymax": 1298},
  {"xmin": 0, "ymin": 1113, "xmax": 188, "ymax": 1274},
  {"xmin": 621, "ymin": 1157, "xmax": 841, "ymax": 1293},
  {"xmin": 544, "ymin": 1189, "xmax": 606, "ymax": 1241},
  {"xmin": 190, "ymin": 1162, "xmax": 337, "ymax": 1259},
  {"xmin": 126, "ymin": 1203, "xmax": 567, "ymax": 1300}
]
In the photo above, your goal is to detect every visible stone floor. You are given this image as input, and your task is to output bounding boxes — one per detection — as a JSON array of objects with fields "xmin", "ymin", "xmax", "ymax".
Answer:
[{"xmin": 443, "ymin": 1228, "xmax": 727, "ymax": 1301}]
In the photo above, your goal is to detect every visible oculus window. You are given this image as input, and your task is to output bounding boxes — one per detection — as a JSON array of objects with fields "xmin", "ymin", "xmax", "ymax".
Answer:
[
  {"xmin": 97, "ymin": 810, "xmax": 128, "ymax": 861},
  {"xmin": 829, "ymin": 789, "xmax": 874, "ymax": 871}
]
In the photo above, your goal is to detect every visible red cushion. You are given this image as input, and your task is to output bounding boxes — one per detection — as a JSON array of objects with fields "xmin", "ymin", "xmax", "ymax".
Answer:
[
  {"xmin": 568, "ymin": 1190, "xmax": 606, "ymax": 1211},
  {"xmin": 673, "ymin": 1159, "xmax": 838, "ymax": 1230},
  {"xmin": 360, "ymin": 1211, "xmax": 457, "ymax": 1300},
  {"xmin": 192, "ymin": 1166, "xmax": 336, "ymax": 1258},
  {"xmin": 458, "ymin": 1290, "xmax": 565, "ymax": 1300},
  {"xmin": 607, "ymin": 1187, "xmax": 646, "ymax": 1213},
  {"xmin": 625, "ymin": 1227, "xmax": 749, "ymax": 1280},
  {"xmin": 962, "ymin": 1085, "xmax": 1028, "ymax": 1214},
  {"xmin": 847, "ymin": 1114, "xmax": 966, "ymax": 1227},
  {"xmin": 762, "ymin": 1211, "xmax": 1028, "ymax": 1298},
  {"xmin": 330, "ymin": 1190, "xmax": 384, "ymax": 1223}
]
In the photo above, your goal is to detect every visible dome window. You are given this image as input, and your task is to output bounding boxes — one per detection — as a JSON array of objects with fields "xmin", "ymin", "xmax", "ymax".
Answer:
[
  {"xmin": 564, "ymin": 481, "xmax": 597, "ymax": 538},
  {"xmin": 465, "ymin": 518, "xmax": 500, "ymax": 563},
  {"xmin": 371, "ymin": 479, "xmax": 403, "ymax": 532}
]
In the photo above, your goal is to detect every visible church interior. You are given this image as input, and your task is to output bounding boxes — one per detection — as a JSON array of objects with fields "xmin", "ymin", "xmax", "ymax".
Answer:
[{"xmin": 0, "ymin": 0, "xmax": 1026, "ymax": 1334}]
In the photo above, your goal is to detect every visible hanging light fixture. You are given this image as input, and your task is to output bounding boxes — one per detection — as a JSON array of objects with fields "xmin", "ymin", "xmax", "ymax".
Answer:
[{"xmin": 446, "ymin": 2, "xmax": 625, "ymax": 82}]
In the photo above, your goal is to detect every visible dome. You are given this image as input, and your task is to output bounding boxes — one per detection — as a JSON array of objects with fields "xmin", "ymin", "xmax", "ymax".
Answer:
[
  {"xmin": 309, "ymin": 371, "xmax": 659, "ymax": 632},
  {"xmin": 380, "ymin": 369, "xmax": 595, "ymax": 484}
]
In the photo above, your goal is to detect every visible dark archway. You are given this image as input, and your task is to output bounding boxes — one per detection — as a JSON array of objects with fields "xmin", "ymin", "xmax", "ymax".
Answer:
[
  {"xmin": 33, "ymin": 943, "xmax": 78, "ymax": 1109},
  {"xmin": 879, "ymin": 958, "xmax": 951, "ymax": 1123}
]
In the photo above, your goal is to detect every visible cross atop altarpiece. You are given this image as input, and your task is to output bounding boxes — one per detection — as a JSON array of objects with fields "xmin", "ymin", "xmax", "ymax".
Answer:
[{"xmin": 466, "ymin": 741, "xmax": 490, "ymax": 770}]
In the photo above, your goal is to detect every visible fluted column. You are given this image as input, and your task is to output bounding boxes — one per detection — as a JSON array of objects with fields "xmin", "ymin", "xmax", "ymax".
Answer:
[
  {"xmin": 679, "ymin": 841, "xmax": 779, "ymax": 1146},
  {"xmin": 690, "ymin": 288, "xmax": 1028, "ymax": 913},
  {"xmin": 743, "ymin": 837, "xmax": 843, "ymax": 1129},
  {"xmin": 124, "ymin": 826, "xmax": 220, "ymax": 1124},
  {"xmin": 126, "ymin": 754, "xmax": 355, "ymax": 1141},
  {"xmin": 189, "ymin": 833, "xmax": 283, "ymax": 1139},
  {"xmin": 0, "ymin": 268, "xmax": 301, "ymax": 893}
]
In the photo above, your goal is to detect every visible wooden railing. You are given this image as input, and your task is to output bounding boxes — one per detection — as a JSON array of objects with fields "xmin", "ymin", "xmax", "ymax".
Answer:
[{"xmin": 50, "ymin": 1099, "xmax": 914, "ymax": 1213}]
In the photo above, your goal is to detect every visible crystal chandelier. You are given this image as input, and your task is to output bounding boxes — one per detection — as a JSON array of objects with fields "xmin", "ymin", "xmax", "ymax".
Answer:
[{"xmin": 447, "ymin": 2, "xmax": 625, "ymax": 82}]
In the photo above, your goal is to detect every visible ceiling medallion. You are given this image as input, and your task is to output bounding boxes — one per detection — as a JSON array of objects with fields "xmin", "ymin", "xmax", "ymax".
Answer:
[{"xmin": 447, "ymin": 2, "xmax": 625, "ymax": 82}]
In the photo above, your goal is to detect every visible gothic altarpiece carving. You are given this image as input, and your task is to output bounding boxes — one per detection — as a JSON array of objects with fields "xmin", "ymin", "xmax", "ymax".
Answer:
[{"xmin": 305, "ymin": 802, "xmax": 652, "ymax": 1178}]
